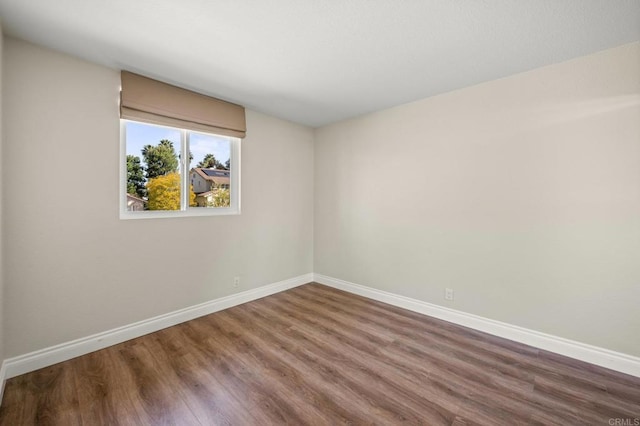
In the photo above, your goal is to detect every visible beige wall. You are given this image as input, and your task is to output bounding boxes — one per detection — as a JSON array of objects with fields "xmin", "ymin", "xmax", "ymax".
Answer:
[
  {"xmin": 2, "ymin": 38, "xmax": 314, "ymax": 357},
  {"xmin": 315, "ymin": 43, "xmax": 640, "ymax": 356}
]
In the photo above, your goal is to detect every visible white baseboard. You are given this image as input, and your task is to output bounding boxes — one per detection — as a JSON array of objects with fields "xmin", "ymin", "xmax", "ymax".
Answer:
[
  {"xmin": 313, "ymin": 273, "xmax": 640, "ymax": 378},
  {"xmin": 1, "ymin": 273, "xmax": 313, "ymax": 382},
  {"xmin": 0, "ymin": 361, "xmax": 6, "ymax": 404}
]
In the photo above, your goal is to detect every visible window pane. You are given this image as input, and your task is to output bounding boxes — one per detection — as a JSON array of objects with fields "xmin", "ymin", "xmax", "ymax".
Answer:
[
  {"xmin": 125, "ymin": 121, "xmax": 182, "ymax": 211},
  {"xmin": 189, "ymin": 132, "xmax": 232, "ymax": 208}
]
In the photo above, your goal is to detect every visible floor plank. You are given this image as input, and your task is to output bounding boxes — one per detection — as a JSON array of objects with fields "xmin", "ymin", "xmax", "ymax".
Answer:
[{"xmin": 1, "ymin": 283, "xmax": 638, "ymax": 425}]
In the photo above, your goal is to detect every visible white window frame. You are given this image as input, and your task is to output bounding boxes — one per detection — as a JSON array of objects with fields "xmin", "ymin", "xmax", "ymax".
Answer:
[{"xmin": 120, "ymin": 119, "xmax": 241, "ymax": 219}]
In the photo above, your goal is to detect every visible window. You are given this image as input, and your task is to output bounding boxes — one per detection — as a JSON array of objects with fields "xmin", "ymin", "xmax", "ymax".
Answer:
[
  {"xmin": 118, "ymin": 70, "xmax": 246, "ymax": 219},
  {"xmin": 120, "ymin": 120, "xmax": 240, "ymax": 218}
]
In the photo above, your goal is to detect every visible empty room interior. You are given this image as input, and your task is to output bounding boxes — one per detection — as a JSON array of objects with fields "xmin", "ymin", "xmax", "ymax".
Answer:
[{"xmin": 0, "ymin": 1, "xmax": 639, "ymax": 424}]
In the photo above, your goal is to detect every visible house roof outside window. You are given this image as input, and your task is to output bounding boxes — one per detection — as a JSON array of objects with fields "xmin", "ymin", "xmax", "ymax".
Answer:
[{"xmin": 191, "ymin": 167, "xmax": 230, "ymax": 187}]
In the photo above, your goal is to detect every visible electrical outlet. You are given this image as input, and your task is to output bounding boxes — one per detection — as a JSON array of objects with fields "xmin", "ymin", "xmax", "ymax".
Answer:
[
  {"xmin": 445, "ymin": 288, "xmax": 454, "ymax": 301},
  {"xmin": 233, "ymin": 276, "xmax": 240, "ymax": 288}
]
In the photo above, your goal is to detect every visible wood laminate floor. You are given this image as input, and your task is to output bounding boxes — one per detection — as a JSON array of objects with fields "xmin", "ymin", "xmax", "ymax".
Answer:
[{"xmin": 0, "ymin": 283, "xmax": 638, "ymax": 425}]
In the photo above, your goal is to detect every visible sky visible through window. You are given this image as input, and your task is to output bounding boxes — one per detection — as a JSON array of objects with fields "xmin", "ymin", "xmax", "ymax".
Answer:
[{"xmin": 125, "ymin": 121, "xmax": 231, "ymax": 169}]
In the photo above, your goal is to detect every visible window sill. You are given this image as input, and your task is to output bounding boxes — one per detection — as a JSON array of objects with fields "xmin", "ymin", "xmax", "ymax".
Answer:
[{"xmin": 120, "ymin": 207, "xmax": 240, "ymax": 220}]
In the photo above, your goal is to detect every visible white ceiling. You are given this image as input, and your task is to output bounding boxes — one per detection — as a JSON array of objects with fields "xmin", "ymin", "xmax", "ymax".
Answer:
[{"xmin": 0, "ymin": 1, "xmax": 639, "ymax": 127}]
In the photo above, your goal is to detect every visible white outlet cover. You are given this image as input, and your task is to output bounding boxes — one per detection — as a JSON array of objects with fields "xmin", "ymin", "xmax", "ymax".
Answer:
[{"xmin": 445, "ymin": 288, "xmax": 454, "ymax": 301}]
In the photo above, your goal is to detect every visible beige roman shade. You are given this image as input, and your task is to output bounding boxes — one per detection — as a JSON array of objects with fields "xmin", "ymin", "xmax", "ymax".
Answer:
[{"xmin": 120, "ymin": 71, "xmax": 246, "ymax": 138}]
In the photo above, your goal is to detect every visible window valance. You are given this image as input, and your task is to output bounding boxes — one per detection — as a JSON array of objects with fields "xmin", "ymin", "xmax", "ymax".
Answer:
[{"xmin": 120, "ymin": 71, "xmax": 246, "ymax": 138}]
